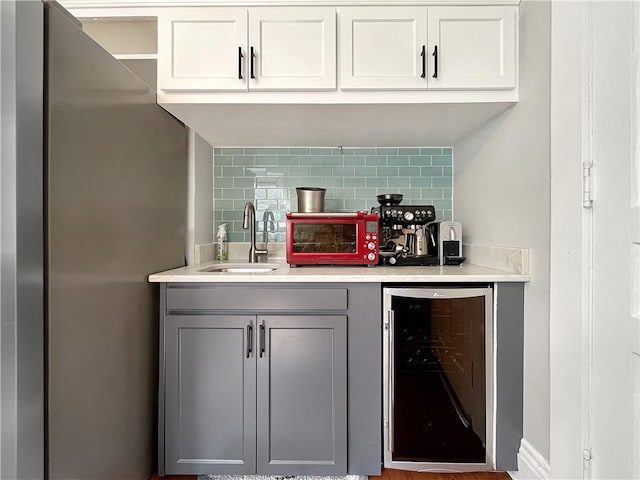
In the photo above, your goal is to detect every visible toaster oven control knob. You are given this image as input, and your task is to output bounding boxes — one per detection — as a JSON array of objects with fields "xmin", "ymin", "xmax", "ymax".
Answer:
[
  {"xmin": 403, "ymin": 211, "xmax": 414, "ymax": 221},
  {"xmin": 367, "ymin": 242, "xmax": 376, "ymax": 250},
  {"xmin": 367, "ymin": 253, "xmax": 376, "ymax": 261}
]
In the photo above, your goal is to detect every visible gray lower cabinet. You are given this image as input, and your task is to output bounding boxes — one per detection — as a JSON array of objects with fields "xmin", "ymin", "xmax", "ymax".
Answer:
[
  {"xmin": 164, "ymin": 315, "xmax": 256, "ymax": 475},
  {"xmin": 257, "ymin": 315, "xmax": 347, "ymax": 475},
  {"xmin": 159, "ymin": 282, "xmax": 382, "ymax": 477},
  {"xmin": 159, "ymin": 281, "xmax": 523, "ymax": 475},
  {"xmin": 163, "ymin": 312, "xmax": 347, "ymax": 476}
]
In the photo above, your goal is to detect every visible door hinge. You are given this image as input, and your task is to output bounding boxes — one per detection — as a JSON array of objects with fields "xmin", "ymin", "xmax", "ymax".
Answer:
[
  {"xmin": 583, "ymin": 163, "xmax": 593, "ymax": 209},
  {"xmin": 582, "ymin": 448, "xmax": 592, "ymax": 470}
]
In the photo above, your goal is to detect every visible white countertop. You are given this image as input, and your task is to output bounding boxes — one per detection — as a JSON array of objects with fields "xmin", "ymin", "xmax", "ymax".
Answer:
[{"xmin": 149, "ymin": 260, "xmax": 530, "ymax": 283}]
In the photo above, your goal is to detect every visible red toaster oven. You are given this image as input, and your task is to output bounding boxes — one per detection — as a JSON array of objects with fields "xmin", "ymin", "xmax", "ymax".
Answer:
[{"xmin": 286, "ymin": 211, "xmax": 379, "ymax": 267}]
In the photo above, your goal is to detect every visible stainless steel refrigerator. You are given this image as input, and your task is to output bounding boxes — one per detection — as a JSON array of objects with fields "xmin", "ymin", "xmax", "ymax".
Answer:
[{"xmin": 3, "ymin": 2, "xmax": 186, "ymax": 479}]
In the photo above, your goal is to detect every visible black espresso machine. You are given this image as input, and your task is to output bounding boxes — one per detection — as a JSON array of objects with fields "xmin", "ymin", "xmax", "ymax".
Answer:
[
  {"xmin": 372, "ymin": 194, "xmax": 466, "ymax": 266},
  {"xmin": 371, "ymin": 194, "xmax": 439, "ymax": 266}
]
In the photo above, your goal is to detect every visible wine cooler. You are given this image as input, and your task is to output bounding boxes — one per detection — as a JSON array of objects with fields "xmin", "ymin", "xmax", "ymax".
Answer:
[{"xmin": 383, "ymin": 287, "xmax": 493, "ymax": 472}]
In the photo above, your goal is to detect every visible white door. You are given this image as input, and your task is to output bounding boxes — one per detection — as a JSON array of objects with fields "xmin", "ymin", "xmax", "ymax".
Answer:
[
  {"xmin": 589, "ymin": 1, "xmax": 638, "ymax": 478},
  {"xmin": 426, "ymin": 7, "xmax": 516, "ymax": 90},
  {"xmin": 339, "ymin": 7, "xmax": 428, "ymax": 90},
  {"xmin": 248, "ymin": 7, "xmax": 336, "ymax": 91},
  {"xmin": 157, "ymin": 7, "xmax": 247, "ymax": 92},
  {"xmin": 631, "ymin": 6, "xmax": 640, "ymax": 477}
]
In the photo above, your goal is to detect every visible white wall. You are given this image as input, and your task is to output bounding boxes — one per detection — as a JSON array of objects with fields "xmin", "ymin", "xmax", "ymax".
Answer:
[
  {"xmin": 186, "ymin": 129, "xmax": 213, "ymax": 265},
  {"xmin": 453, "ymin": 0, "xmax": 551, "ymax": 468},
  {"xmin": 548, "ymin": 2, "xmax": 588, "ymax": 477}
]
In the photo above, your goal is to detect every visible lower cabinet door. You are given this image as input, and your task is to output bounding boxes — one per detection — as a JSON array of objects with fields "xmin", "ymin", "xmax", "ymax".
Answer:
[
  {"xmin": 164, "ymin": 315, "xmax": 256, "ymax": 475},
  {"xmin": 256, "ymin": 315, "xmax": 347, "ymax": 475}
]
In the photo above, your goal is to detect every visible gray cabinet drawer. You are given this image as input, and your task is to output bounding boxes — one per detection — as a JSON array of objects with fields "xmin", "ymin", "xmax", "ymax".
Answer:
[{"xmin": 166, "ymin": 284, "xmax": 348, "ymax": 313}]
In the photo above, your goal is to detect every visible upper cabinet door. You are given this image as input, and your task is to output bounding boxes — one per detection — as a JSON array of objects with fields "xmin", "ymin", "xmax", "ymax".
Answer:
[
  {"xmin": 248, "ymin": 7, "xmax": 336, "ymax": 91},
  {"xmin": 158, "ymin": 8, "xmax": 248, "ymax": 92},
  {"xmin": 340, "ymin": 7, "xmax": 428, "ymax": 90},
  {"xmin": 427, "ymin": 6, "xmax": 517, "ymax": 90}
]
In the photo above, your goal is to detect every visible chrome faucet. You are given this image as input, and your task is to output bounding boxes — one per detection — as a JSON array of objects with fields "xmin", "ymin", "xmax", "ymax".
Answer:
[{"xmin": 243, "ymin": 201, "xmax": 268, "ymax": 263}]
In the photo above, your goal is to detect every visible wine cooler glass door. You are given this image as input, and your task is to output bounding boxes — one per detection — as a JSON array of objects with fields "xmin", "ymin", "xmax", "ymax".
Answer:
[{"xmin": 382, "ymin": 287, "xmax": 494, "ymax": 472}]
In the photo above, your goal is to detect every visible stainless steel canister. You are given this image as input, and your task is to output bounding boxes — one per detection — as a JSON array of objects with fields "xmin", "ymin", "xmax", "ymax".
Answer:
[{"xmin": 296, "ymin": 187, "xmax": 326, "ymax": 213}]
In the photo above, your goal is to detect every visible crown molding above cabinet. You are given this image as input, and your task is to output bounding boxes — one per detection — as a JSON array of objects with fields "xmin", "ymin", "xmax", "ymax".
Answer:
[{"xmin": 63, "ymin": 0, "xmax": 520, "ymax": 10}]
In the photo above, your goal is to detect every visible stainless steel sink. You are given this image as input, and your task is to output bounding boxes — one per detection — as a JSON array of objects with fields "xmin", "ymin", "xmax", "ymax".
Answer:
[{"xmin": 198, "ymin": 264, "xmax": 280, "ymax": 273}]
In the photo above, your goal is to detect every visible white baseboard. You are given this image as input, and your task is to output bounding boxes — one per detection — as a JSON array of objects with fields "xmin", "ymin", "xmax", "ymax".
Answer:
[{"xmin": 509, "ymin": 439, "xmax": 551, "ymax": 480}]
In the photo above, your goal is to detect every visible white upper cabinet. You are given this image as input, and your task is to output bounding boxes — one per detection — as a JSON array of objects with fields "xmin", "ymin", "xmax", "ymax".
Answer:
[
  {"xmin": 158, "ymin": 7, "xmax": 336, "ymax": 92},
  {"xmin": 339, "ymin": 5, "xmax": 516, "ymax": 91},
  {"xmin": 340, "ymin": 7, "xmax": 427, "ymax": 90},
  {"xmin": 427, "ymin": 6, "xmax": 516, "ymax": 90},
  {"xmin": 158, "ymin": 8, "xmax": 247, "ymax": 91},
  {"xmin": 248, "ymin": 8, "xmax": 336, "ymax": 91}
]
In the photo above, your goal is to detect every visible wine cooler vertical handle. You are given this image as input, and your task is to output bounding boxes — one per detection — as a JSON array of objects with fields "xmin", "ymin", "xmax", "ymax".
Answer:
[
  {"xmin": 432, "ymin": 45, "xmax": 438, "ymax": 79},
  {"xmin": 420, "ymin": 45, "xmax": 426, "ymax": 79},
  {"xmin": 250, "ymin": 46, "xmax": 256, "ymax": 80},
  {"xmin": 389, "ymin": 309, "xmax": 395, "ymax": 453},
  {"xmin": 259, "ymin": 321, "xmax": 265, "ymax": 357},
  {"xmin": 238, "ymin": 46, "xmax": 244, "ymax": 80}
]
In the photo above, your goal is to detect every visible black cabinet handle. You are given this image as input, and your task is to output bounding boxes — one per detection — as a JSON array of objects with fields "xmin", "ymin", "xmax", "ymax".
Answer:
[
  {"xmin": 238, "ymin": 46, "xmax": 244, "ymax": 80},
  {"xmin": 432, "ymin": 45, "xmax": 438, "ymax": 79},
  {"xmin": 250, "ymin": 46, "xmax": 256, "ymax": 79},
  {"xmin": 420, "ymin": 45, "xmax": 426, "ymax": 78},
  {"xmin": 259, "ymin": 321, "xmax": 265, "ymax": 357},
  {"xmin": 246, "ymin": 322, "xmax": 253, "ymax": 358}
]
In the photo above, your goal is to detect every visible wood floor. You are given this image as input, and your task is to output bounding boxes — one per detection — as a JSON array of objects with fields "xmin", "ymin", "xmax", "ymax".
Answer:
[
  {"xmin": 370, "ymin": 469, "xmax": 510, "ymax": 480},
  {"xmin": 151, "ymin": 469, "xmax": 510, "ymax": 480}
]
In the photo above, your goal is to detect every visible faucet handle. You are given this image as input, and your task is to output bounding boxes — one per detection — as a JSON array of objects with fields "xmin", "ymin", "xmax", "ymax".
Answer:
[
  {"xmin": 261, "ymin": 210, "xmax": 276, "ymax": 245},
  {"xmin": 263, "ymin": 210, "xmax": 276, "ymax": 230}
]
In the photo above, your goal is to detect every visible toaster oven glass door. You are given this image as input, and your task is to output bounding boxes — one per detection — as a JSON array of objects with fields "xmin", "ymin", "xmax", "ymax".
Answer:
[{"xmin": 292, "ymin": 224, "xmax": 357, "ymax": 254}]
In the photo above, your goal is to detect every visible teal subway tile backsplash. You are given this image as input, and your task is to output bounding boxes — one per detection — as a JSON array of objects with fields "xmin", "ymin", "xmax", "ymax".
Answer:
[
  {"xmin": 421, "ymin": 147, "xmax": 443, "ymax": 155},
  {"xmin": 399, "ymin": 147, "xmax": 420, "ymax": 155},
  {"xmin": 388, "ymin": 156, "xmax": 410, "ymax": 166},
  {"xmin": 213, "ymin": 147, "xmax": 453, "ymax": 242}
]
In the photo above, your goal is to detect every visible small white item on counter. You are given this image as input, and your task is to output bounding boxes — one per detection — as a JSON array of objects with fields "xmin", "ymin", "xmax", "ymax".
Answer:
[{"xmin": 216, "ymin": 223, "xmax": 228, "ymax": 261}]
